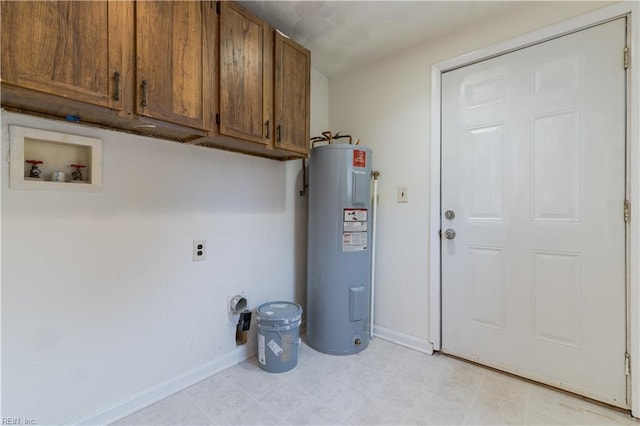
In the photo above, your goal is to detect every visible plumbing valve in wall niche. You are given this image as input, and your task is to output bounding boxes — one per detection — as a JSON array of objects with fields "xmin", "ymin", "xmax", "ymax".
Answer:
[
  {"xmin": 70, "ymin": 163, "xmax": 86, "ymax": 181},
  {"xmin": 25, "ymin": 160, "xmax": 43, "ymax": 179}
]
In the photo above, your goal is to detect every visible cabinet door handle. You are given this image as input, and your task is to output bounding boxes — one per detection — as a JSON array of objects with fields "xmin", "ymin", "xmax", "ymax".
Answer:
[
  {"xmin": 265, "ymin": 120, "xmax": 270, "ymax": 138},
  {"xmin": 141, "ymin": 80, "xmax": 148, "ymax": 107},
  {"xmin": 113, "ymin": 71, "xmax": 120, "ymax": 101},
  {"xmin": 277, "ymin": 124, "xmax": 281, "ymax": 143}
]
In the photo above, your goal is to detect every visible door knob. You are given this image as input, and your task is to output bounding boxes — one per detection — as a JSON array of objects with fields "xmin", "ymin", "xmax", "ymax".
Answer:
[{"xmin": 443, "ymin": 229, "xmax": 456, "ymax": 240}]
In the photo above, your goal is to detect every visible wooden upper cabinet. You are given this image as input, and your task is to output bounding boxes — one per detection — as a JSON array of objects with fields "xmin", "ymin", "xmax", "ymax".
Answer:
[
  {"xmin": 135, "ymin": 1, "xmax": 212, "ymax": 130},
  {"xmin": 1, "ymin": 0, "xmax": 310, "ymax": 159},
  {"xmin": 218, "ymin": 2, "xmax": 270, "ymax": 145},
  {"xmin": 274, "ymin": 32, "xmax": 310, "ymax": 155},
  {"xmin": 1, "ymin": 1, "xmax": 125, "ymax": 110}
]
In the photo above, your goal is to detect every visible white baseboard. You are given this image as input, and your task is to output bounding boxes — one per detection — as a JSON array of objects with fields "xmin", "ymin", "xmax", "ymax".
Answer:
[
  {"xmin": 69, "ymin": 343, "xmax": 257, "ymax": 425},
  {"xmin": 373, "ymin": 325, "xmax": 434, "ymax": 354}
]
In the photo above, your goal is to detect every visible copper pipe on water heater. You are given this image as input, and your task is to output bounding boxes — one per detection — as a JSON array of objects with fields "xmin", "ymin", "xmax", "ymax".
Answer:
[{"xmin": 310, "ymin": 131, "xmax": 354, "ymax": 148}]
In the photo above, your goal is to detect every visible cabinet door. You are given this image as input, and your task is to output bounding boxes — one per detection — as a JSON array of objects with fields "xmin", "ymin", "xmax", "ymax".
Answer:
[
  {"xmin": 274, "ymin": 32, "xmax": 310, "ymax": 155},
  {"xmin": 1, "ymin": 1, "xmax": 124, "ymax": 110},
  {"xmin": 219, "ymin": 2, "xmax": 268, "ymax": 145},
  {"xmin": 136, "ymin": 1, "xmax": 210, "ymax": 130}
]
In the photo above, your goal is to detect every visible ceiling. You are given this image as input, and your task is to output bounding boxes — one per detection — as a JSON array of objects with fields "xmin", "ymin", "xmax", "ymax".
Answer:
[{"xmin": 237, "ymin": 1, "xmax": 531, "ymax": 77}]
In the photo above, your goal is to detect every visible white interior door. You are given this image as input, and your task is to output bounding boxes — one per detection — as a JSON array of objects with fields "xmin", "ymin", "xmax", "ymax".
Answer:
[{"xmin": 441, "ymin": 18, "xmax": 627, "ymax": 407}]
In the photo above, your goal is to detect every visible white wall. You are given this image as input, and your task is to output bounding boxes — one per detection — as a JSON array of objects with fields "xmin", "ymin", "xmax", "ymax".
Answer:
[
  {"xmin": 329, "ymin": 2, "xmax": 611, "ymax": 347},
  {"xmin": 311, "ymin": 68, "xmax": 330, "ymax": 137},
  {"xmin": 0, "ymin": 69, "xmax": 328, "ymax": 424},
  {"xmin": 290, "ymin": 68, "xmax": 329, "ymax": 321}
]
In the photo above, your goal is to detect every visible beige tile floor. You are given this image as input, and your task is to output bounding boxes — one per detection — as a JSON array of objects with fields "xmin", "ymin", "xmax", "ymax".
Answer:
[{"xmin": 115, "ymin": 338, "xmax": 639, "ymax": 425}]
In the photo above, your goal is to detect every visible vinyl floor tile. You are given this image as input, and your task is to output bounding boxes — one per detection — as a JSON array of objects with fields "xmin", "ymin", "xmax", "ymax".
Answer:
[{"xmin": 114, "ymin": 338, "xmax": 636, "ymax": 426}]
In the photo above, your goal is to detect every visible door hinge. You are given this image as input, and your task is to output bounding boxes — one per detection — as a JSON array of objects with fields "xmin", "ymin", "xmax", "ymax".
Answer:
[
  {"xmin": 215, "ymin": 113, "xmax": 220, "ymax": 125},
  {"xmin": 216, "ymin": 1, "xmax": 220, "ymax": 14},
  {"xmin": 625, "ymin": 352, "xmax": 630, "ymax": 376},
  {"xmin": 624, "ymin": 47, "xmax": 629, "ymax": 69},
  {"xmin": 624, "ymin": 199, "xmax": 630, "ymax": 223}
]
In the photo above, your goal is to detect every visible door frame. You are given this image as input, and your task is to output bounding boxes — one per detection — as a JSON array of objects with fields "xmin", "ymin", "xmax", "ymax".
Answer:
[{"xmin": 428, "ymin": 2, "xmax": 640, "ymax": 415}]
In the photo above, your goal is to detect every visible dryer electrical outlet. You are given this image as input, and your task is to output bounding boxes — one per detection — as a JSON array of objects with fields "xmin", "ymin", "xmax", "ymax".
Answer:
[{"xmin": 193, "ymin": 240, "xmax": 206, "ymax": 261}]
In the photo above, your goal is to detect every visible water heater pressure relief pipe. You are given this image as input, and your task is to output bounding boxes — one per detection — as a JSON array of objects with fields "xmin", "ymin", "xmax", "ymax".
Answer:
[{"xmin": 370, "ymin": 170, "xmax": 381, "ymax": 338}]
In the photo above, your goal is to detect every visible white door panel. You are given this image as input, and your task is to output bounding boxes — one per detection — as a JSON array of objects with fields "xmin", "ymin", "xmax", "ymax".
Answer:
[{"xmin": 442, "ymin": 18, "xmax": 627, "ymax": 407}]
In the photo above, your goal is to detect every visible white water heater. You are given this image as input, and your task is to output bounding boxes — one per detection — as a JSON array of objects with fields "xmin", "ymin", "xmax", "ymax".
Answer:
[{"xmin": 306, "ymin": 144, "xmax": 372, "ymax": 355}]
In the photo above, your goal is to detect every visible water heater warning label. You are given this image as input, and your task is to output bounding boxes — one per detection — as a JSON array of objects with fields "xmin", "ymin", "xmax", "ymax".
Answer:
[
  {"xmin": 344, "ymin": 221, "xmax": 367, "ymax": 232},
  {"xmin": 343, "ymin": 232, "xmax": 367, "ymax": 252},
  {"xmin": 344, "ymin": 209, "xmax": 367, "ymax": 222},
  {"xmin": 353, "ymin": 150, "xmax": 366, "ymax": 168},
  {"xmin": 343, "ymin": 209, "xmax": 368, "ymax": 252}
]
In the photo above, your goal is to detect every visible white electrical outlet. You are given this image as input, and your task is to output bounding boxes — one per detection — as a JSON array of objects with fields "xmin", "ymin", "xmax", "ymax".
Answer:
[
  {"xmin": 193, "ymin": 240, "xmax": 206, "ymax": 261},
  {"xmin": 397, "ymin": 186, "xmax": 408, "ymax": 203}
]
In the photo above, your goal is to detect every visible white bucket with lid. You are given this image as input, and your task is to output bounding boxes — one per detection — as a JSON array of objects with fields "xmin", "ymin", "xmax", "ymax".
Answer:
[{"xmin": 256, "ymin": 301, "xmax": 303, "ymax": 373}]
